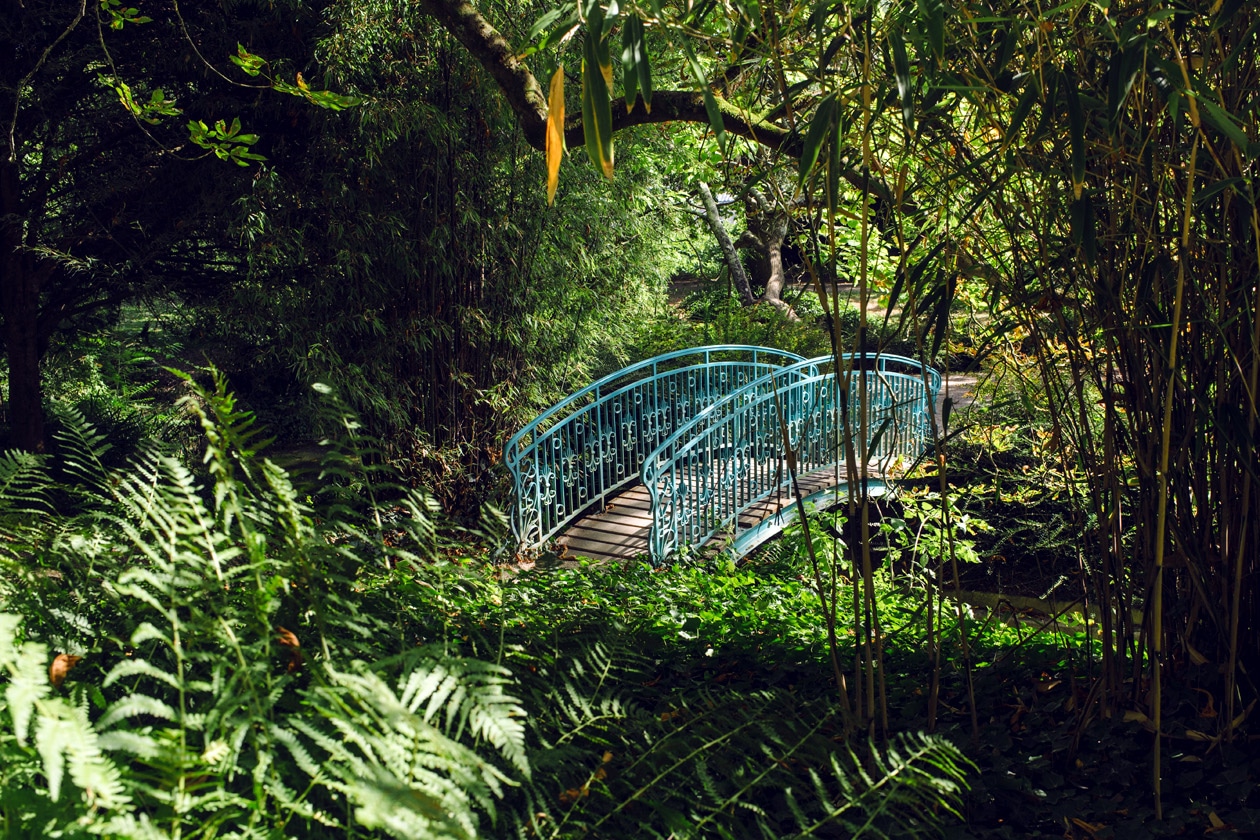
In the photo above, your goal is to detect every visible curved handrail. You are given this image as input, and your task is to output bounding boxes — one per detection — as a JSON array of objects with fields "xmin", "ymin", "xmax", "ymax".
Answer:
[
  {"xmin": 644, "ymin": 352, "xmax": 939, "ymax": 472},
  {"xmin": 505, "ymin": 345, "xmax": 805, "ymax": 550},
  {"xmin": 643, "ymin": 357, "xmax": 938, "ymax": 562}
]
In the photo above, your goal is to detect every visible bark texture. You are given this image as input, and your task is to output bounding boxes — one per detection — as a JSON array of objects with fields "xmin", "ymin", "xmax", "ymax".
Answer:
[{"xmin": 698, "ymin": 181, "xmax": 756, "ymax": 306}]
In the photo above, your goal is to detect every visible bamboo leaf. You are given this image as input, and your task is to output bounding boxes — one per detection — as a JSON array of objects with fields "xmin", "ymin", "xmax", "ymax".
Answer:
[
  {"xmin": 546, "ymin": 66, "xmax": 565, "ymax": 204},
  {"xmin": 1106, "ymin": 44, "xmax": 1143, "ymax": 131},
  {"xmin": 1194, "ymin": 95, "xmax": 1251, "ymax": 152},
  {"xmin": 1210, "ymin": 0, "xmax": 1246, "ymax": 30},
  {"xmin": 621, "ymin": 14, "xmax": 643, "ymax": 113},
  {"xmin": 867, "ymin": 417, "xmax": 893, "ymax": 455},
  {"xmin": 638, "ymin": 32, "xmax": 653, "ymax": 113},
  {"xmin": 890, "ymin": 29, "xmax": 914, "ymax": 132},
  {"xmin": 685, "ymin": 45, "xmax": 725, "ymax": 154},
  {"xmin": 1064, "ymin": 68, "xmax": 1086, "ymax": 200},
  {"xmin": 918, "ymin": 0, "xmax": 946, "ymax": 63},
  {"xmin": 1004, "ymin": 79, "xmax": 1039, "ymax": 148},
  {"xmin": 1195, "ymin": 176, "xmax": 1244, "ymax": 205},
  {"xmin": 798, "ymin": 92, "xmax": 836, "ymax": 187},
  {"xmin": 582, "ymin": 38, "xmax": 615, "ymax": 179}
]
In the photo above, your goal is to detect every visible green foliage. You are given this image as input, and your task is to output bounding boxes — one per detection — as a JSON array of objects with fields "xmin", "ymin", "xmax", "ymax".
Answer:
[
  {"xmin": 0, "ymin": 376, "xmax": 975, "ymax": 838},
  {"xmin": 0, "ymin": 373, "xmax": 527, "ymax": 837},
  {"xmin": 392, "ymin": 555, "xmax": 973, "ymax": 838},
  {"xmin": 187, "ymin": 117, "xmax": 265, "ymax": 167}
]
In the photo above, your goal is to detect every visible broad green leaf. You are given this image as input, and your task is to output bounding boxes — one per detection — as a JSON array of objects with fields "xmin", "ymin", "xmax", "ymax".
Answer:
[
  {"xmin": 581, "ymin": 37, "xmax": 614, "ymax": 179},
  {"xmin": 890, "ymin": 29, "xmax": 914, "ymax": 132},
  {"xmin": 798, "ymin": 92, "xmax": 836, "ymax": 187},
  {"xmin": 521, "ymin": 9, "xmax": 579, "ymax": 57},
  {"xmin": 547, "ymin": 66, "xmax": 566, "ymax": 204},
  {"xmin": 529, "ymin": 8, "xmax": 566, "ymax": 40}
]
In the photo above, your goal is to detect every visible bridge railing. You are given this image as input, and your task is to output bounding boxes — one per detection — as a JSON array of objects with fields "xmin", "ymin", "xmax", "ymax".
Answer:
[
  {"xmin": 643, "ymin": 354, "xmax": 938, "ymax": 562},
  {"xmin": 504, "ymin": 346, "xmax": 804, "ymax": 551}
]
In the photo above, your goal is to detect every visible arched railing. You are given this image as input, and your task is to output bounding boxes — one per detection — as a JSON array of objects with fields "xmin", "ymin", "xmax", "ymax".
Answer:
[
  {"xmin": 505, "ymin": 346, "xmax": 805, "ymax": 551},
  {"xmin": 643, "ymin": 353, "xmax": 939, "ymax": 562}
]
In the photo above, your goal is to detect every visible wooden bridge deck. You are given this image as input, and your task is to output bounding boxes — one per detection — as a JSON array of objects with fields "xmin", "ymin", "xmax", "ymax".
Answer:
[{"xmin": 556, "ymin": 466, "xmax": 854, "ymax": 563}]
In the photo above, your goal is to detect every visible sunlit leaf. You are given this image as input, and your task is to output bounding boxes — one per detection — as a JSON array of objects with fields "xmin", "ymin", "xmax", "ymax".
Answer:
[
  {"xmin": 621, "ymin": 14, "xmax": 647, "ymax": 113},
  {"xmin": 581, "ymin": 37, "xmax": 614, "ymax": 179},
  {"xmin": 546, "ymin": 66, "xmax": 566, "ymax": 204}
]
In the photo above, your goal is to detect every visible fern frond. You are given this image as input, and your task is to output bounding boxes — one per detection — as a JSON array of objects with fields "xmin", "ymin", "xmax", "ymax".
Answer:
[
  {"xmin": 0, "ymin": 449, "xmax": 52, "ymax": 520},
  {"xmin": 49, "ymin": 405, "xmax": 114, "ymax": 496}
]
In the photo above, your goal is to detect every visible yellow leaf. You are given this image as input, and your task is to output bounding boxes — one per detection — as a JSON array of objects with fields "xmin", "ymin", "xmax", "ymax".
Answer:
[
  {"xmin": 600, "ymin": 58, "xmax": 612, "ymax": 89},
  {"xmin": 546, "ymin": 66, "xmax": 565, "ymax": 205}
]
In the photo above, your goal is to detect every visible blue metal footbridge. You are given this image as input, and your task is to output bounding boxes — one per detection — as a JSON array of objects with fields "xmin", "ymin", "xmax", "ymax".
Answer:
[{"xmin": 505, "ymin": 346, "xmax": 940, "ymax": 564}]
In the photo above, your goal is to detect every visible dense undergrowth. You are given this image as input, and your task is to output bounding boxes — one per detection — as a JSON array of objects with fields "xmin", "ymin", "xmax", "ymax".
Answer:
[{"xmin": 0, "ymin": 374, "xmax": 973, "ymax": 839}]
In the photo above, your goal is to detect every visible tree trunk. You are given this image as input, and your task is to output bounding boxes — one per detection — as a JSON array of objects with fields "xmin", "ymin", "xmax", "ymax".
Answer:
[
  {"xmin": 698, "ymin": 181, "xmax": 756, "ymax": 306},
  {"xmin": 739, "ymin": 188, "xmax": 798, "ymax": 319},
  {"xmin": 1, "ymin": 158, "xmax": 46, "ymax": 452}
]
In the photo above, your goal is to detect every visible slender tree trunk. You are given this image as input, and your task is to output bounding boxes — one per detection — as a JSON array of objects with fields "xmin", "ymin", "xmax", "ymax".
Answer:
[
  {"xmin": 698, "ymin": 181, "xmax": 756, "ymax": 306},
  {"xmin": 1, "ymin": 158, "xmax": 46, "ymax": 452}
]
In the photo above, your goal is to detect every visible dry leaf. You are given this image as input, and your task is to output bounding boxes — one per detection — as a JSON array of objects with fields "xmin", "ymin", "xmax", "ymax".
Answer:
[
  {"xmin": 276, "ymin": 627, "xmax": 300, "ymax": 648},
  {"xmin": 276, "ymin": 627, "xmax": 303, "ymax": 672},
  {"xmin": 1068, "ymin": 816, "xmax": 1104, "ymax": 837},
  {"xmin": 49, "ymin": 653, "xmax": 82, "ymax": 688},
  {"xmin": 558, "ymin": 787, "xmax": 588, "ymax": 804}
]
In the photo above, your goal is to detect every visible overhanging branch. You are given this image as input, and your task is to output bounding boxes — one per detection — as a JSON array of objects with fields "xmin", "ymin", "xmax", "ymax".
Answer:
[{"xmin": 416, "ymin": 0, "xmax": 892, "ymax": 205}]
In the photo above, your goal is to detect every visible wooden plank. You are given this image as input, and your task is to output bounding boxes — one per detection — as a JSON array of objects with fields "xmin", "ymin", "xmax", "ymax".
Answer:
[
  {"xmin": 572, "ymin": 516, "xmax": 650, "ymax": 536},
  {"xmin": 560, "ymin": 524, "xmax": 646, "ymax": 547},
  {"xmin": 559, "ymin": 534, "xmax": 647, "ymax": 560}
]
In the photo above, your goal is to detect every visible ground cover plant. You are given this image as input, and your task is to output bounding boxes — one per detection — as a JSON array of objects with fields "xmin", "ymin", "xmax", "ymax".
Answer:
[{"xmin": 0, "ymin": 379, "xmax": 976, "ymax": 839}]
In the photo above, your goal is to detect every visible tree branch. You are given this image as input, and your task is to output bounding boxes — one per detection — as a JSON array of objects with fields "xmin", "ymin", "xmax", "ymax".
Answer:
[
  {"xmin": 416, "ymin": 0, "xmax": 549, "ymax": 148},
  {"xmin": 415, "ymin": 0, "xmax": 893, "ymax": 206}
]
